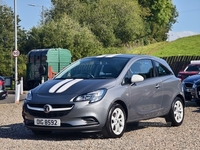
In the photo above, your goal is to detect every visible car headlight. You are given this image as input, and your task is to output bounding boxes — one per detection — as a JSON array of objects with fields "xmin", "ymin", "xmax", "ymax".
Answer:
[
  {"xmin": 26, "ymin": 90, "xmax": 32, "ymax": 101},
  {"xmin": 74, "ymin": 89, "xmax": 107, "ymax": 103},
  {"xmin": 193, "ymin": 83, "xmax": 197, "ymax": 88}
]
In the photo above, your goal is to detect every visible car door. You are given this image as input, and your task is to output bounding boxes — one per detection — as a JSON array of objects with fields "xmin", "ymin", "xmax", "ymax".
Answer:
[
  {"xmin": 126, "ymin": 59, "xmax": 163, "ymax": 121},
  {"xmin": 153, "ymin": 60, "xmax": 176, "ymax": 110}
]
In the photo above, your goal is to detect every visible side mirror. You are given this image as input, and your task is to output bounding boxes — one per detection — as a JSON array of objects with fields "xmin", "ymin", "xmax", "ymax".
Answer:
[{"xmin": 131, "ymin": 74, "xmax": 144, "ymax": 85}]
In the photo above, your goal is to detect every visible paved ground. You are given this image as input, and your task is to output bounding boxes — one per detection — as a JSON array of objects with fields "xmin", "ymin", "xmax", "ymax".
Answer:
[
  {"xmin": 0, "ymin": 100, "xmax": 199, "ymax": 150},
  {"xmin": 0, "ymin": 91, "xmax": 27, "ymax": 104}
]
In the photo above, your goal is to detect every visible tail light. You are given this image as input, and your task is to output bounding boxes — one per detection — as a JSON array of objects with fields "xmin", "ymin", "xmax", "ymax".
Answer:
[
  {"xmin": 0, "ymin": 80, "xmax": 5, "ymax": 88},
  {"xmin": 0, "ymin": 80, "xmax": 3, "ymax": 86}
]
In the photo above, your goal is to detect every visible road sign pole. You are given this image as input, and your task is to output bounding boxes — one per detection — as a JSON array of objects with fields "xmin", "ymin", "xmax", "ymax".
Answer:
[{"xmin": 14, "ymin": 0, "xmax": 19, "ymax": 103}]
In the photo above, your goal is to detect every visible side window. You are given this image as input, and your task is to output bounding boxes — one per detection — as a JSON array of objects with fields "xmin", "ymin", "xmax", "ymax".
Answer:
[
  {"xmin": 154, "ymin": 61, "xmax": 172, "ymax": 76},
  {"xmin": 122, "ymin": 59, "xmax": 154, "ymax": 85},
  {"xmin": 130, "ymin": 59, "xmax": 154, "ymax": 79}
]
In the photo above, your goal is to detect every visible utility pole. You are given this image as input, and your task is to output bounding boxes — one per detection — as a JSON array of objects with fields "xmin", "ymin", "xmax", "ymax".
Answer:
[
  {"xmin": 42, "ymin": 5, "xmax": 44, "ymax": 25},
  {"xmin": 14, "ymin": 0, "xmax": 18, "ymax": 102}
]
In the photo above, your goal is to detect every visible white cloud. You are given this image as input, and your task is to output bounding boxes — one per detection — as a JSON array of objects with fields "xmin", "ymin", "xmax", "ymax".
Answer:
[{"xmin": 166, "ymin": 31, "xmax": 200, "ymax": 41}]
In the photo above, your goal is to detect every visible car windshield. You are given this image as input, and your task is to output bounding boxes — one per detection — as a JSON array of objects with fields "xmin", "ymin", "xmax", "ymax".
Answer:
[
  {"xmin": 185, "ymin": 65, "xmax": 200, "ymax": 71},
  {"xmin": 55, "ymin": 57, "xmax": 130, "ymax": 79}
]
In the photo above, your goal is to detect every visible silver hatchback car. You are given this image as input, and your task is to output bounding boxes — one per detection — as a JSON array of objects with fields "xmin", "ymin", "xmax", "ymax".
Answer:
[{"xmin": 22, "ymin": 54, "xmax": 185, "ymax": 138}]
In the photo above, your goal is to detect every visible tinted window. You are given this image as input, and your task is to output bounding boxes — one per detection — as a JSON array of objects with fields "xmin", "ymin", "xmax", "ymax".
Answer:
[
  {"xmin": 122, "ymin": 59, "xmax": 154, "ymax": 85},
  {"xmin": 130, "ymin": 59, "xmax": 154, "ymax": 79},
  {"xmin": 154, "ymin": 61, "xmax": 172, "ymax": 76},
  {"xmin": 185, "ymin": 65, "xmax": 200, "ymax": 71}
]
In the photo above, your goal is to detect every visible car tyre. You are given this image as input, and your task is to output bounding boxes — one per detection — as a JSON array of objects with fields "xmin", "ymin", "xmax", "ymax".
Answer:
[
  {"xmin": 195, "ymin": 99, "xmax": 200, "ymax": 106},
  {"xmin": 165, "ymin": 97, "xmax": 184, "ymax": 126},
  {"xmin": 31, "ymin": 130, "xmax": 52, "ymax": 135},
  {"xmin": 102, "ymin": 103, "xmax": 126, "ymax": 138}
]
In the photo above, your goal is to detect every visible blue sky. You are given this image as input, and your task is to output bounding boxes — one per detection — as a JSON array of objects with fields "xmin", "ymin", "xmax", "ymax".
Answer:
[
  {"xmin": 4, "ymin": 0, "xmax": 200, "ymax": 41},
  {"xmin": 169, "ymin": 0, "xmax": 200, "ymax": 41},
  {"xmin": 4, "ymin": 0, "xmax": 51, "ymax": 30}
]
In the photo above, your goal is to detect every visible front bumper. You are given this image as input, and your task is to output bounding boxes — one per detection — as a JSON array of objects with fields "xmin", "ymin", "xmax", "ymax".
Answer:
[
  {"xmin": 191, "ymin": 85, "xmax": 200, "ymax": 99},
  {"xmin": 22, "ymin": 100, "xmax": 109, "ymax": 132},
  {"xmin": 184, "ymin": 90, "xmax": 193, "ymax": 101},
  {"xmin": 182, "ymin": 82, "xmax": 193, "ymax": 101}
]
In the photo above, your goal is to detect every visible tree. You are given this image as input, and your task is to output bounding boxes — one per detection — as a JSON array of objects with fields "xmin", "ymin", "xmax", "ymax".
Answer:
[
  {"xmin": 48, "ymin": 0, "xmax": 178, "ymax": 47},
  {"xmin": 49, "ymin": 0, "xmax": 145, "ymax": 47},
  {"xmin": 0, "ymin": 4, "xmax": 27, "ymax": 77},
  {"xmin": 138, "ymin": 0, "xmax": 178, "ymax": 43},
  {"xmin": 0, "ymin": 5, "xmax": 15, "ymax": 76},
  {"xmin": 25, "ymin": 14, "xmax": 102, "ymax": 61}
]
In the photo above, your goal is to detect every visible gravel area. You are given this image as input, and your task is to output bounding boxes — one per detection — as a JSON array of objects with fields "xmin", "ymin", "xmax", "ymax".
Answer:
[{"xmin": 0, "ymin": 101, "xmax": 200, "ymax": 150}]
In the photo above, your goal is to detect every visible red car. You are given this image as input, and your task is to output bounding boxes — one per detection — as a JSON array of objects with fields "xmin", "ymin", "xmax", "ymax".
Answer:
[
  {"xmin": 0, "ymin": 76, "xmax": 7, "ymax": 100},
  {"xmin": 177, "ymin": 61, "xmax": 200, "ymax": 81}
]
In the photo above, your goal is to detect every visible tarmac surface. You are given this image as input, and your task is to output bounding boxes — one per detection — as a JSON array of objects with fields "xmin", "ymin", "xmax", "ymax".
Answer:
[{"xmin": 0, "ymin": 90, "xmax": 27, "ymax": 104}]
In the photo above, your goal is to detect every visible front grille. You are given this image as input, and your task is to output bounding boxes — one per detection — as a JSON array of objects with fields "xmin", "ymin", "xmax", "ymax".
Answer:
[
  {"xmin": 28, "ymin": 104, "xmax": 73, "ymax": 108},
  {"xmin": 184, "ymin": 83, "xmax": 193, "ymax": 88},
  {"xmin": 28, "ymin": 109, "xmax": 71, "ymax": 118},
  {"xmin": 27, "ymin": 103, "xmax": 74, "ymax": 118}
]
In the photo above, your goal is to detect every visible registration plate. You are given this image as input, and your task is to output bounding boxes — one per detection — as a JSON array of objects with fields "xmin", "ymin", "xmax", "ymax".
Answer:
[{"xmin": 34, "ymin": 118, "xmax": 61, "ymax": 126}]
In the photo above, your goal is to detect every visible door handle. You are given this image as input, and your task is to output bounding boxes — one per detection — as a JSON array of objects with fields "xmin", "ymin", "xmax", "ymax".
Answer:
[{"xmin": 155, "ymin": 84, "xmax": 160, "ymax": 88}]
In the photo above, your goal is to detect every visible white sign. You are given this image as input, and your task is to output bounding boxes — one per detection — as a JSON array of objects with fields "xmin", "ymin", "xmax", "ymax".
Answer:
[{"xmin": 12, "ymin": 50, "xmax": 20, "ymax": 57}]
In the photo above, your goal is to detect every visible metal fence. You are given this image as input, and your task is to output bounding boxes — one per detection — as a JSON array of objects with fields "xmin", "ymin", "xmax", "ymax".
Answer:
[{"xmin": 162, "ymin": 56, "xmax": 200, "ymax": 76}]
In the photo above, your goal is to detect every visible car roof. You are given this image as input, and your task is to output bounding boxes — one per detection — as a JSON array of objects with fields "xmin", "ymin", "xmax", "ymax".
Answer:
[
  {"xmin": 84, "ymin": 54, "xmax": 167, "ymax": 65},
  {"xmin": 84, "ymin": 54, "xmax": 162, "ymax": 60},
  {"xmin": 83, "ymin": 54, "xmax": 172, "ymax": 72}
]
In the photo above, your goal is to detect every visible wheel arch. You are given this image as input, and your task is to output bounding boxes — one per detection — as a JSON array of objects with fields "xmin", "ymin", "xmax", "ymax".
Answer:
[
  {"xmin": 112, "ymin": 100, "xmax": 128, "ymax": 121},
  {"xmin": 176, "ymin": 94, "xmax": 185, "ymax": 107},
  {"xmin": 102, "ymin": 99, "xmax": 128, "ymax": 138}
]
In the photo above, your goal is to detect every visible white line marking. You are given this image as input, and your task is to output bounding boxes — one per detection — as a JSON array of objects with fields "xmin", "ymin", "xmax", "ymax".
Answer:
[
  {"xmin": 56, "ymin": 79, "xmax": 83, "ymax": 93},
  {"xmin": 106, "ymin": 54, "xmax": 120, "ymax": 57},
  {"xmin": 96, "ymin": 55, "xmax": 106, "ymax": 58},
  {"xmin": 49, "ymin": 79, "xmax": 73, "ymax": 93}
]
